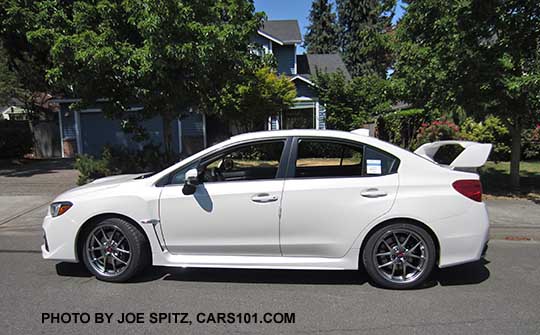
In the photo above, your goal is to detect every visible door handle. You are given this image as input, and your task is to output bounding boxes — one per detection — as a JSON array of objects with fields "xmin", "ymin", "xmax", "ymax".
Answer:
[
  {"xmin": 251, "ymin": 193, "xmax": 278, "ymax": 203},
  {"xmin": 361, "ymin": 188, "xmax": 387, "ymax": 198}
]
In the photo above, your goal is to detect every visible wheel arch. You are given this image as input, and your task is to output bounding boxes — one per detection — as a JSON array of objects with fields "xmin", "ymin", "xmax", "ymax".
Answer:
[
  {"xmin": 359, "ymin": 217, "xmax": 441, "ymax": 268},
  {"xmin": 75, "ymin": 213, "xmax": 152, "ymax": 263}
]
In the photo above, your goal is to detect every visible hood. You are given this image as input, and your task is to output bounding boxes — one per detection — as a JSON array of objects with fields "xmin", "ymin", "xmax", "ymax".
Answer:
[{"xmin": 55, "ymin": 173, "xmax": 148, "ymax": 200}]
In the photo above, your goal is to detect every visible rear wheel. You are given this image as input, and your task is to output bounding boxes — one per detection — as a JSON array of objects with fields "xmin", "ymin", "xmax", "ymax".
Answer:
[
  {"xmin": 362, "ymin": 223, "xmax": 436, "ymax": 289},
  {"xmin": 82, "ymin": 217, "xmax": 149, "ymax": 282}
]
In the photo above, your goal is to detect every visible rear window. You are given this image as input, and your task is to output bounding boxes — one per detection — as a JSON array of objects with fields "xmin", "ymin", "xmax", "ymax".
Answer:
[{"xmin": 363, "ymin": 146, "xmax": 399, "ymax": 176}]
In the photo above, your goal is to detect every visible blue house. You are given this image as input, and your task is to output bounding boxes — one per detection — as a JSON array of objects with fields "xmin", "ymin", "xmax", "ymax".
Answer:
[{"xmin": 53, "ymin": 20, "xmax": 350, "ymax": 157}]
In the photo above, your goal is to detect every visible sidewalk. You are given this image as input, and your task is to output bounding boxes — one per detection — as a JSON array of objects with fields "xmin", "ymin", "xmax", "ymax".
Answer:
[{"xmin": 485, "ymin": 198, "xmax": 540, "ymax": 240}]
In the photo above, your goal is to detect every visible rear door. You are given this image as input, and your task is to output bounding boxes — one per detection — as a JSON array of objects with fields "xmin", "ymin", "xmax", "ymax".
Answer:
[{"xmin": 279, "ymin": 138, "xmax": 399, "ymax": 257}]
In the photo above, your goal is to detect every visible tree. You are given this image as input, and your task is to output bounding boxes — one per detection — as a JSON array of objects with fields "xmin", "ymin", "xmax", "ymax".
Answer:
[
  {"xmin": 219, "ymin": 66, "xmax": 296, "ymax": 133},
  {"xmin": 0, "ymin": 46, "xmax": 19, "ymax": 105},
  {"xmin": 0, "ymin": 0, "xmax": 58, "ymax": 120},
  {"xmin": 315, "ymin": 71, "xmax": 392, "ymax": 130},
  {"xmin": 304, "ymin": 0, "xmax": 339, "ymax": 54},
  {"xmin": 336, "ymin": 0, "xmax": 395, "ymax": 77},
  {"xmin": 393, "ymin": 0, "xmax": 540, "ymax": 189},
  {"xmin": 2, "ymin": 0, "xmax": 266, "ymax": 158}
]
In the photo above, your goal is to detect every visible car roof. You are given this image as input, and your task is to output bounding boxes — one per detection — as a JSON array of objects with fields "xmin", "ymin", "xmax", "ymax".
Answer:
[
  {"xmin": 230, "ymin": 129, "xmax": 367, "ymax": 142},
  {"xmin": 229, "ymin": 129, "xmax": 401, "ymax": 153}
]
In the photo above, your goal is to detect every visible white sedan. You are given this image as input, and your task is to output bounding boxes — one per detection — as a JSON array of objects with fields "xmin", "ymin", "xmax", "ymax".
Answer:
[{"xmin": 42, "ymin": 130, "xmax": 491, "ymax": 289}]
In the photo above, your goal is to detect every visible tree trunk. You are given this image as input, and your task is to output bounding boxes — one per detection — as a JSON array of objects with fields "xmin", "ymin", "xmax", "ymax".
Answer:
[
  {"xmin": 162, "ymin": 111, "xmax": 174, "ymax": 161},
  {"xmin": 509, "ymin": 119, "xmax": 521, "ymax": 190}
]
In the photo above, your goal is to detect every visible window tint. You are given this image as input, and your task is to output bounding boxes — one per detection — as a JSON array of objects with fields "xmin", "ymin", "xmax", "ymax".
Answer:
[
  {"xmin": 201, "ymin": 141, "xmax": 285, "ymax": 182},
  {"xmin": 364, "ymin": 146, "xmax": 399, "ymax": 175},
  {"xmin": 295, "ymin": 140, "xmax": 363, "ymax": 178}
]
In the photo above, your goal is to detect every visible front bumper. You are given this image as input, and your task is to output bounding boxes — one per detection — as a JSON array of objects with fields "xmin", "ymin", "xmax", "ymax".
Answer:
[{"xmin": 41, "ymin": 214, "xmax": 78, "ymax": 262}]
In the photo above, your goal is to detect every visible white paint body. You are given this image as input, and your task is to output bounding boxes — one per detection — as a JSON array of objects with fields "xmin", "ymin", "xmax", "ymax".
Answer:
[{"xmin": 42, "ymin": 130, "xmax": 489, "ymax": 270}]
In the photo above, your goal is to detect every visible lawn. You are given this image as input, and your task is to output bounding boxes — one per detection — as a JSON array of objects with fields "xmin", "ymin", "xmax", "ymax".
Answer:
[{"xmin": 480, "ymin": 161, "xmax": 540, "ymax": 197}]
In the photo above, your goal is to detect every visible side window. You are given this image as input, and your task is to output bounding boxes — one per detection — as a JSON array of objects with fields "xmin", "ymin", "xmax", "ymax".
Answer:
[
  {"xmin": 200, "ymin": 141, "xmax": 285, "ymax": 182},
  {"xmin": 295, "ymin": 140, "xmax": 363, "ymax": 178},
  {"xmin": 363, "ymin": 146, "xmax": 399, "ymax": 176}
]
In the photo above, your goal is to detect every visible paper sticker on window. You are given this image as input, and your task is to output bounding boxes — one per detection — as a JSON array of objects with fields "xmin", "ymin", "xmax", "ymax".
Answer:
[{"xmin": 366, "ymin": 159, "xmax": 382, "ymax": 174}]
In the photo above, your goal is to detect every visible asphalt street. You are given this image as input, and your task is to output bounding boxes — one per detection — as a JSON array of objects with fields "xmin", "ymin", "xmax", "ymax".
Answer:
[
  {"xmin": 1, "ymin": 160, "xmax": 540, "ymax": 334},
  {"xmin": 1, "ymin": 236, "xmax": 539, "ymax": 334}
]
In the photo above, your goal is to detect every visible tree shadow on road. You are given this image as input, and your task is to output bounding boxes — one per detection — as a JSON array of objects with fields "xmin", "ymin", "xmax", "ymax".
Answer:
[
  {"xmin": 0, "ymin": 158, "xmax": 74, "ymax": 177},
  {"xmin": 55, "ymin": 258, "xmax": 490, "ymax": 287}
]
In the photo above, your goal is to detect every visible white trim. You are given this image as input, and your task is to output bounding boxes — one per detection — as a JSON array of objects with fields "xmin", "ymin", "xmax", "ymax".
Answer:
[
  {"xmin": 293, "ymin": 97, "xmax": 316, "ymax": 102},
  {"xmin": 290, "ymin": 75, "xmax": 315, "ymax": 86},
  {"xmin": 202, "ymin": 114, "xmax": 207, "ymax": 148},
  {"xmin": 58, "ymin": 110, "xmax": 65, "ymax": 158},
  {"xmin": 315, "ymin": 101, "xmax": 320, "ymax": 130},
  {"xmin": 78, "ymin": 107, "xmax": 143, "ymax": 113},
  {"xmin": 74, "ymin": 111, "xmax": 83, "ymax": 154},
  {"xmin": 293, "ymin": 45, "xmax": 297, "ymax": 75},
  {"xmin": 257, "ymin": 30, "xmax": 284, "ymax": 45},
  {"xmin": 177, "ymin": 119, "xmax": 183, "ymax": 154}
]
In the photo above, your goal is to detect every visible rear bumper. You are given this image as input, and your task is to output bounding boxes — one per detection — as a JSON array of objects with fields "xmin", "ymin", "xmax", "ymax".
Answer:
[
  {"xmin": 481, "ymin": 240, "xmax": 489, "ymax": 257},
  {"xmin": 435, "ymin": 202, "xmax": 490, "ymax": 268}
]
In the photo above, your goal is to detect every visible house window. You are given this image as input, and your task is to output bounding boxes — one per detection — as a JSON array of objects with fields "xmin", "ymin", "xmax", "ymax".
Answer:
[{"xmin": 281, "ymin": 108, "xmax": 315, "ymax": 129}]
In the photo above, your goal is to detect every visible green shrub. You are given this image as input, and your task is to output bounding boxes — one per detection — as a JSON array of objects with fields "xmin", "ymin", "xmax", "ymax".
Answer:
[
  {"xmin": 378, "ymin": 108, "xmax": 427, "ymax": 150},
  {"xmin": 522, "ymin": 126, "xmax": 540, "ymax": 160},
  {"xmin": 459, "ymin": 116, "xmax": 511, "ymax": 161},
  {"xmin": 75, "ymin": 144, "xmax": 181, "ymax": 185},
  {"xmin": 0, "ymin": 120, "xmax": 33, "ymax": 158},
  {"xmin": 74, "ymin": 152, "xmax": 112, "ymax": 185}
]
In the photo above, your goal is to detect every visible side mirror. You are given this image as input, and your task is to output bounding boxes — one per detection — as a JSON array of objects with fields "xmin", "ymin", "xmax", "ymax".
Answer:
[{"xmin": 182, "ymin": 168, "xmax": 199, "ymax": 195}]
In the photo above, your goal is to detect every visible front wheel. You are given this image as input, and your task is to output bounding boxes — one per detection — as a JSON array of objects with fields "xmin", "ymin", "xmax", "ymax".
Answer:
[
  {"xmin": 82, "ymin": 217, "xmax": 149, "ymax": 282},
  {"xmin": 362, "ymin": 223, "xmax": 436, "ymax": 289}
]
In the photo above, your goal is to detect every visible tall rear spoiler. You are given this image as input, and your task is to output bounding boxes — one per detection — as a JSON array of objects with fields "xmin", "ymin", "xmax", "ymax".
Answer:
[{"xmin": 414, "ymin": 140, "xmax": 492, "ymax": 169}]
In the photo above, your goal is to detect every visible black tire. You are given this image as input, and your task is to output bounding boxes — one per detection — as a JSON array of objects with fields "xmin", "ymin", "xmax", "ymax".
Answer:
[
  {"xmin": 362, "ymin": 223, "xmax": 436, "ymax": 289},
  {"xmin": 81, "ymin": 217, "xmax": 149, "ymax": 282}
]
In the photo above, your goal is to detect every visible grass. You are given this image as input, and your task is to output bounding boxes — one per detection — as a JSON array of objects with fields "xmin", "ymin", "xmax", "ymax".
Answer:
[{"xmin": 480, "ymin": 161, "xmax": 540, "ymax": 199}]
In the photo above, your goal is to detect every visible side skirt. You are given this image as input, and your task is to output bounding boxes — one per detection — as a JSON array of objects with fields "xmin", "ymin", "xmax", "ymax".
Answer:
[{"xmin": 151, "ymin": 249, "xmax": 360, "ymax": 270}]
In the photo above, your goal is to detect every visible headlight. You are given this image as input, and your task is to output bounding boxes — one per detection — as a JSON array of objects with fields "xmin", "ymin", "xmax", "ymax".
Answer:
[{"xmin": 50, "ymin": 202, "xmax": 73, "ymax": 217}]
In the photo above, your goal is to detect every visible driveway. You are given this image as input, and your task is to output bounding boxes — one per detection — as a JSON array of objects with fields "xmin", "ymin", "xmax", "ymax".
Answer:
[{"xmin": 0, "ymin": 159, "xmax": 77, "ymax": 235}]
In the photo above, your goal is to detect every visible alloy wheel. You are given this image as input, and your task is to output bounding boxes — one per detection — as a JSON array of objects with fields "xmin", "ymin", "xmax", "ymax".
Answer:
[
  {"xmin": 85, "ymin": 224, "xmax": 131, "ymax": 277},
  {"xmin": 372, "ymin": 229, "xmax": 428, "ymax": 284}
]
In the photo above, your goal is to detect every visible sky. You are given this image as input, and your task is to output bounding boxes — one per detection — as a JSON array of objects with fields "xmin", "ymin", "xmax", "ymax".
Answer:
[{"xmin": 254, "ymin": 0, "xmax": 406, "ymax": 52}]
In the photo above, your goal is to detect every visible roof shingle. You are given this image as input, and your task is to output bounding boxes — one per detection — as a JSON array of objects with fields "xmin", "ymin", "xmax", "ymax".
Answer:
[
  {"xmin": 259, "ymin": 20, "xmax": 302, "ymax": 44},
  {"xmin": 296, "ymin": 53, "xmax": 351, "ymax": 80}
]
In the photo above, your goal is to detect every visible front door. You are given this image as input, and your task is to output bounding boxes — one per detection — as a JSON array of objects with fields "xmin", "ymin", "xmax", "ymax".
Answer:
[
  {"xmin": 280, "ymin": 138, "xmax": 400, "ymax": 257},
  {"xmin": 159, "ymin": 139, "xmax": 288, "ymax": 256}
]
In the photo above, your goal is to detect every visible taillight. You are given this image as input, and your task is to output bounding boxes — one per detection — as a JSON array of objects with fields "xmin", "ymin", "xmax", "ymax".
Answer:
[{"xmin": 452, "ymin": 180, "xmax": 482, "ymax": 202}]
